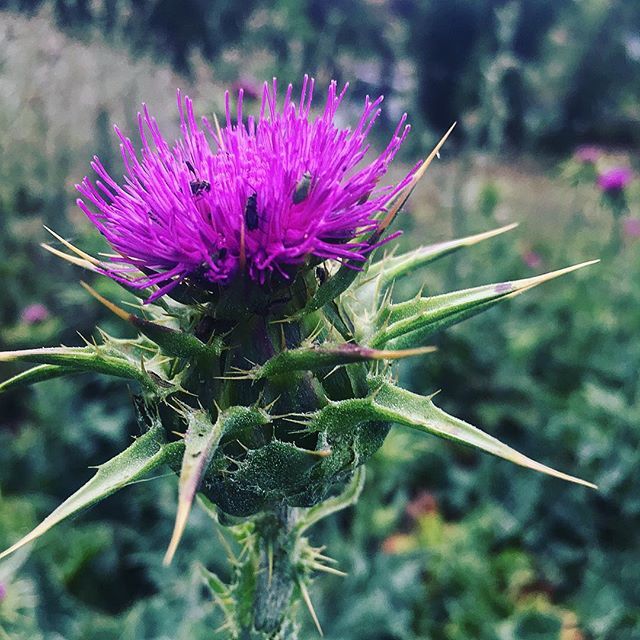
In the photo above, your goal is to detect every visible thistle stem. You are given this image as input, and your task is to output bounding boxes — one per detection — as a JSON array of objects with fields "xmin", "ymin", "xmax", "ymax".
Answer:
[{"xmin": 252, "ymin": 506, "xmax": 298, "ymax": 635}]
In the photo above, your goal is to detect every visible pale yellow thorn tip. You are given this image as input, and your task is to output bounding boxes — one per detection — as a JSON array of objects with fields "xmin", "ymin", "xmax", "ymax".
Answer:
[
  {"xmin": 512, "ymin": 451, "xmax": 597, "ymax": 490},
  {"xmin": 380, "ymin": 122, "xmax": 457, "ymax": 231},
  {"xmin": 41, "ymin": 243, "xmax": 99, "ymax": 272},
  {"xmin": 466, "ymin": 222, "xmax": 519, "ymax": 244},
  {"xmin": 374, "ymin": 346, "xmax": 437, "ymax": 360},
  {"xmin": 43, "ymin": 226, "xmax": 100, "ymax": 265},
  {"xmin": 80, "ymin": 281, "xmax": 131, "ymax": 321},
  {"xmin": 163, "ymin": 500, "xmax": 192, "ymax": 566},
  {"xmin": 509, "ymin": 259, "xmax": 600, "ymax": 299},
  {"xmin": 299, "ymin": 580, "xmax": 323, "ymax": 637}
]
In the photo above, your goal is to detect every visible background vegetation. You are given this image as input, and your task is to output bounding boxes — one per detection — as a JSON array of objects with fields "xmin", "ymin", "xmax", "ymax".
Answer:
[{"xmin": 0, "ymin": 1, "xmax": 639, "ymax": 638}]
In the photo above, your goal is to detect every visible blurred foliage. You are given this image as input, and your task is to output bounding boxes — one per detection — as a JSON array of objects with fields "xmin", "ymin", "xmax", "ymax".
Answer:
[
  {"xmin": 1, "ymin": 0, "xmax": 639, "ymax": 149},
  {"xmin": 0, "ymin": 4, "xmax": 639, "ymax": 639}
]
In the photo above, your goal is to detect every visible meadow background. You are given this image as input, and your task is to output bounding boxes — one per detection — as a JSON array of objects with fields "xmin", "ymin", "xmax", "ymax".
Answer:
[{"xmin": 0, "ymin": 1, "xmax": 639, "ymax": 638}]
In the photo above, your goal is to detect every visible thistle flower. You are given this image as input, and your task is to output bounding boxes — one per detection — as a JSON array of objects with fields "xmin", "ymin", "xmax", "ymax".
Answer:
[
  {"xmin": 77, "ymin": 77, "xmax": 413, "ymax": 299},
  {"xmin": 597, "ymin": 166, "xmax": 633, "ymax": 193},
  {"xmin": 20, "ymin": 303, "xmax": 50, "ymax": 325},
  {"xmin": 574, "ymin": 145, "xmax": 601, "ymax": 164},
  {"xmin": 522, "ymin": 250, "xmax": 543, "ymax": 269}
]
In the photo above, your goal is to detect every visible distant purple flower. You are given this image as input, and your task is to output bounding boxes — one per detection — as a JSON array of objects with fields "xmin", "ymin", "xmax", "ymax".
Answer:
[
  {"xmin": 0, "ymin": 583, "xmax": 6, "ymax": 602},
  {"xmin": 522, "ymin": 251, "xmax": 542, "ymax": 269},
  {"xmin": 77, "ymin": 77, "xmax": 414, "ymax": 300},
  {"xmin": 597, "ymin": 167, "xmax": 633, "ymax": 193},
  {"xmin": 20, "ymin": 303, "xmax": 50, "ymax": 325},
  {"xmin": 575, "ymin": 145, "xmax": 601, "ymax": 164},
  {"xmin": 623, "ymin": 217, "xmax": 640, "ymax": 238}
]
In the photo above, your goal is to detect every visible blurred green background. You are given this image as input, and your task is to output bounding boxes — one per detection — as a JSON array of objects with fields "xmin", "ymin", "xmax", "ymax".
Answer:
[{"xmin": 0, "ymin": 1, "xmax": 639, "ymax": 638}]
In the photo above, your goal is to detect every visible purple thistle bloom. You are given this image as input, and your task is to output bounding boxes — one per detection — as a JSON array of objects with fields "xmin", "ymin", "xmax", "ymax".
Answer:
[
  {"xmin": 77, "ymin": 77, "xmax": 414, "ymax": 300},
  {"xmin": 522, "ymin": 250, "xmax": 543, "ymax": 269},
  {"xmin": 0, "ymin": 582, "xmax": 6, "ymax": 602},
  {"xmin": 597, "ymin": 167, "xmax": 633, "ymax": 193},
  {"xmin": 20, "ymin": 303, "xmax": 50, "ymax": 325},
  {"xmin": 574, "ymin": 145, "xmax": 601, "ymax": 164}
]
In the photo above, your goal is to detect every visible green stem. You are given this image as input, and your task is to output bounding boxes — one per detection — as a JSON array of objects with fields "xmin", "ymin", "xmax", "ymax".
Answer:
[{"xmin": 251, "ymin": 506, "xmax": 299, "ymax": 636}]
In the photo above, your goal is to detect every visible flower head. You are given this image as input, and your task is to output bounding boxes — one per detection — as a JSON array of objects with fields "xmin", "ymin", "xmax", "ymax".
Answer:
[
  {"xmin": 574, "ymin": 145, "xmax": 601, "ymax": 164},
  {"xmin": 597, "ymin": 166, "xmax": 633, "ymax": 193},
  {"xmin": 20, "ymin": 303, "xmax": 50, "ymax": 325},
  {"xmin": 522, "ymin": 250, "xmax": 543, "ymax": 269},
  {"xmin": 77, "ymin": 77, "xmax": 413, "ymax": 299}
]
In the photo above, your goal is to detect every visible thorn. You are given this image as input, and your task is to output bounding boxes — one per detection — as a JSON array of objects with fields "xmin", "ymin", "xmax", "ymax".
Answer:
[
  {"xmin": 322, "ymin": 365, "xmax": 341, "ymax": 380},
  {"xmin": 80, "ymin": 281, "xmax": 132, "ymax": 321},
  {"xmin": 299, "ymin": 580, "xmax": 323, "ymax": 636},
  {"xmin": 314, "ymin": 553, "xmax": 338, "ymax": 565},
  {"xmin": 163, "ymin": 498, "xmax": 191, "ymax": 566},
  {"xmin": 235, "ymin": 439, "xmax": 249, "ymax": 452},
  {"xmin": 278, "ymin": 417, "xmax": 311, "ymax": 427},
  {"xmin": 41, "ymin": 243, "xmax": 99, "ymax": 271},
  {"xmin": 75, "ymin": 331, "xmax": 93, "ymax": 347},
  {"xmin": 378, "ymin": 122, "xmax": 456, "ymax": 233},
  {"xmin": 263, "ymin": 394, "xmax": 281, "ymax": 412},
  {"xmin": 43, "ymin": 226, "xmax": 101, "ymax": 265},
  {"xmin": 214, "ymin": 527, "xmax": 237, "ymax": 564},
  {"xmin": 311, "ymin": 562, "xmax": 347, "ymax": 577},
  {"xmin": 370, "ymin": 345, "xmax": 437, "ymax": 360},
  {"xmin": 508, "ymin": 259, "xmax": 600, "ymax": 299},
  {"xmin": 267, "ymin": 542, "xmax": 274, "ymax": 588}
]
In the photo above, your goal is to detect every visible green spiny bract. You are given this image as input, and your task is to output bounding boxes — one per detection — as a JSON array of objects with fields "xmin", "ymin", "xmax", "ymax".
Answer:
[
  {"xmin": 0, "ymin": 223, "xmax": 598, "ymax": 637},
  {"xmin": 0, "ymin": 224, "xmax": 596, "ymax": 557}
]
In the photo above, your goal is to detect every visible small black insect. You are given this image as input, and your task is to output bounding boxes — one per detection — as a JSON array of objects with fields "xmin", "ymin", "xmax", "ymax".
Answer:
[
  {"xmin": 185, "ymin": 160, "xmax": 210, "ymax": 196},
  {"xmin": 315, "ymin": 266, "xmax": 327, "ymax": 285},
  {"xmin": 245, "ymin": 191, "xmax": 259, "ymax": 230},
  {"xmin": 209, "ymin": 247, "xmax": 228, "ymax": 262},
  {"xmin": 292, "ymin": 171, "xmax": 313, "ymax": 204}
]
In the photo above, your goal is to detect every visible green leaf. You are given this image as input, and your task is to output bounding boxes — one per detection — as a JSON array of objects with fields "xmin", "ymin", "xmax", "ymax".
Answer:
[
  {"xmin": 254, "ymin": 343, "xmax": 435, "ymax": 379},
  {"xmin": 371, "ymin": 260, "xmax": 598, "ymax": 349},
  {"xmin": 81, "ymin": 281, "xmax": 223, "ymax": 360},
  {"xmin": 0, "ymin": 426, "xmax": 183, "ymax": 560},
  {"xmin": 0, "ymin": 345, "xmax": 171, "ymax": 395},
  {"xmin": 164, "ymin": 406, "xmax": 270, "ymax": 564},
  {"xmin": 366, "ymin": 224, "xmax": 518, "ymax": 288},
  {"xmin": 132, "ymin": 315, "xmax": 223, "ymax": 360},
  {"xmin": 367, "ymin": 378, "xmax": 596, "ymax": 488},
  {"xmin": 306, "ymin": 380, "xmax": 595, "ymax": 487},
  {"xmin": 164, "ymin": 409, "xmax": 224, "ymax": 565},
  {"xmin": 0, "ymin": 364, "xmax": 82, "ymax": 393}
]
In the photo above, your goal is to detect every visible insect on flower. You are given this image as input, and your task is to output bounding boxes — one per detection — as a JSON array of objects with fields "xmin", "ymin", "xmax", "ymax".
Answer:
[
  {"xmin": 185, "ymin": 160, "xmax": 211, "ymax": 196},
  {"xmin": 292, "ymin": 171, "xmax": 313, "ymax": 204},
  {"xmin": 244, "ymin": 191, "xmax": 260, "ymax": 231}
]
